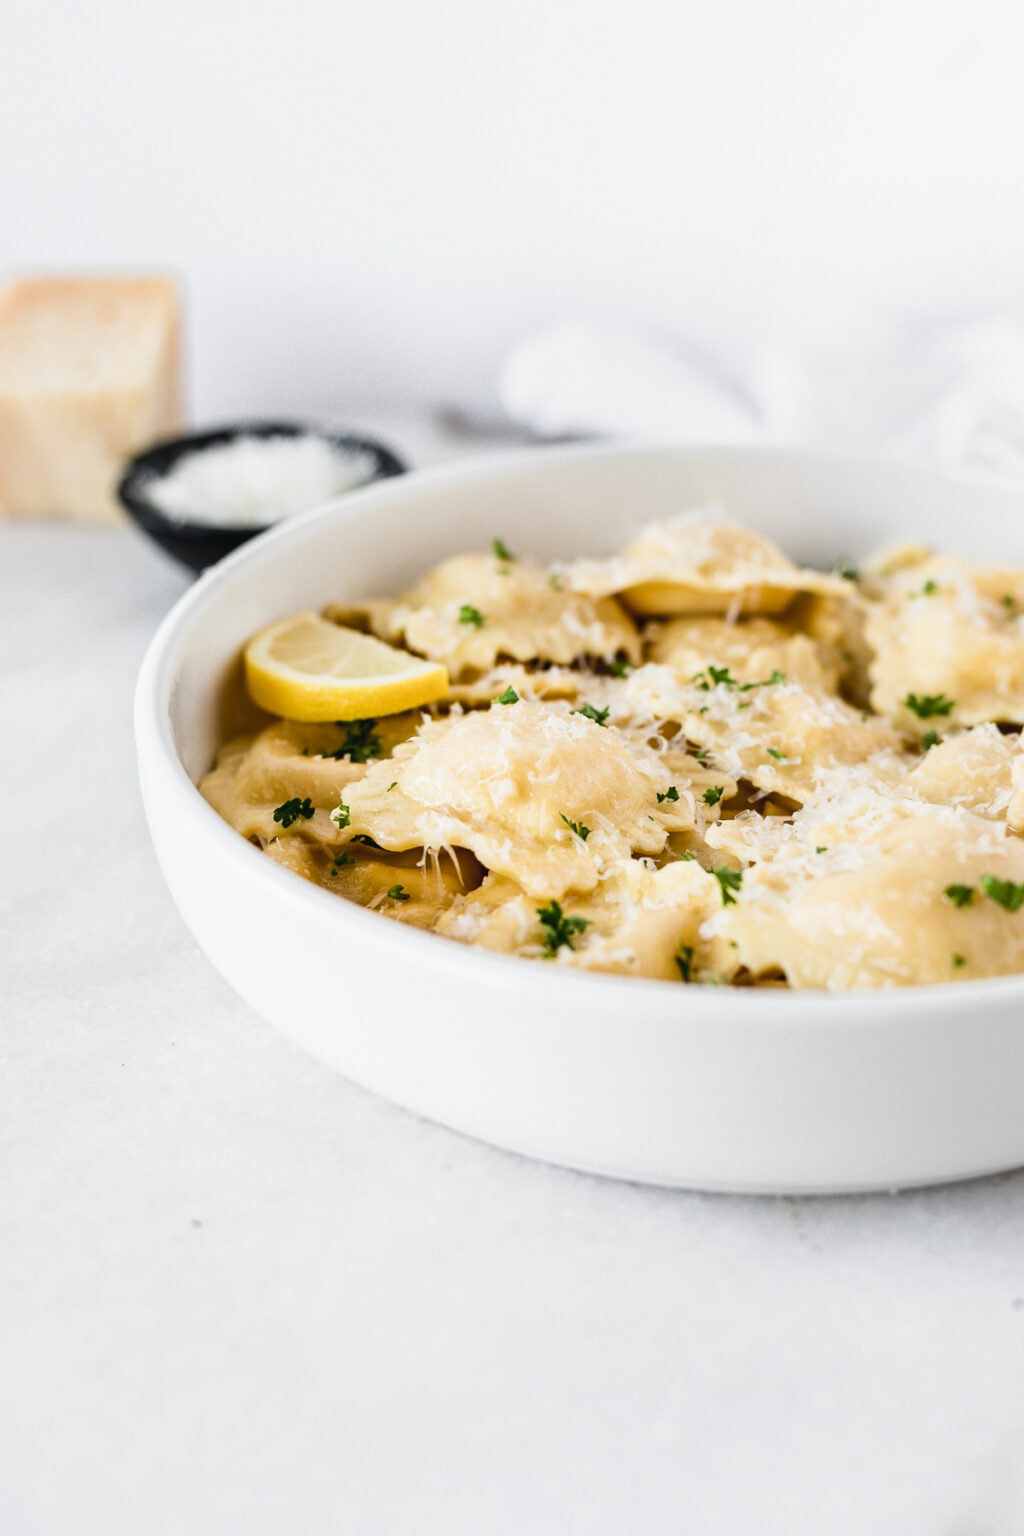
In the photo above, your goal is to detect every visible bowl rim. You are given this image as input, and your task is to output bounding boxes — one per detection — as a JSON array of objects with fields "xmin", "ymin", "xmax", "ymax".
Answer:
[{"xmin": 134, "ymin": 437, "xmax": 1024, "ymax": 1018}]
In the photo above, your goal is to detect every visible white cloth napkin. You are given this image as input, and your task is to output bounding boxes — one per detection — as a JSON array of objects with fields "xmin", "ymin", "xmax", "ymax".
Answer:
[{"xmin": 498, "ymin": 315, "xmax": 1024, "ymax": 475}]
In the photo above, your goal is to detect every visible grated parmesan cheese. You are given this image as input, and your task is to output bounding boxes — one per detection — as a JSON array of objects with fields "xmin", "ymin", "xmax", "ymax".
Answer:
[{"xmin": 147, "ymin": 434, "xmax": 375, "ymax": 528}]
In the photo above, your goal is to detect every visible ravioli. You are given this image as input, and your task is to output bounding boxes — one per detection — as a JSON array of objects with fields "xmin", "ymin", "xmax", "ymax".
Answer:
[
  {"xmin": 711, "ymin": 804, "xmax": 1024, "ymax": 988},
  {"xmin": 329, "ymin": 551, "xmax": 640, "ymax": 678},
  {"xmin": 436, "ymin": 859, "xmax": 726, "ymax": 980},
  {"xmin": 199, "ymin": 715, "xmax": 419, "ymax": 845},
  {"xmin": 336, "ymin": 700, "xmax": 692, "ymax": 899},
  {"xmin": 648, "ymin": 614, "xmax": 842, "ymax": 693},
  {"xmin": 865, "ymin": 553, "xmax": 1024, "ymax": 728},
  {"xmin": 623, "ymin": 662, "xmax": 906, "ymax": 803},
  {"xmin": 1010, "ymin": 739, "xmax": 1024, "ymax": 837},
  {"xmin": 907, "ymin": 724, "xmax": 1019, "ymax": 821},
  {"xmin": 563, "ymin": 513, "xmax": 849, "ymax": 617},
  {"xmin": 265, "ymin": 835, "xmax": 483, "ymax": 929}
]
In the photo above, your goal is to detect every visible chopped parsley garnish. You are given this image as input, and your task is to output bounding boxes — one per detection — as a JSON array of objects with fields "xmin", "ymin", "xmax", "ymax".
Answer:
[
  {"xmin": 332, "ymin": 852, "xmax": 354, "ymax": 867},
  {"xmin": 387, "ymin": 781, "xmax": 397, "ymax": 792},
  {"xmin": 657, "ymin": 786, "xmax": 680, "ymax": 804},
  {"xmin": 332, "ymin": 803, "xmax": 350, "ymax": 829},
  {"xmin": 273, "ymin": 796, "xmax": 315, "ymax": 828},
  {"xmin": 921, "ymin": 579, "xmax": 939, "ymax": 596},
  {"xmin": 1003, "ymin": 594, "xmax": 1017, "ymax": 608},
  {"xmin": 548, "ymin": 572, "xmax": 563, "ymax": 591},
  {"xmin": 496, "ymin": 685, "xmax": 519, "ymax": 705},
  {"xmin": 904, "ymin": 692, "xmax": 955, "ymax": 719},
  {"xmin": 559, "ymin": 813, "xmax": 591, "ymax": 841},
  {"xmin": 678, "ymin": 851, "xmax": 697, "ymax": 861},
  {"xmin": 692, "ymin": 749, "xmax": 709, "ymax": 761},
  {"xmin": 694, "ymin": 665, "xmax": 784, "ymax": 693},
  {"xmin": 676, "ymin": 942, "xmax": 695, "ymax": 983},
  {"xmin": 387, "ymin": 884, "xmax": 411, "ymax": 902},
  {"xmin": 921, "ymin": 730, "xmax": 941, "ymax": 751},
  {"xmin": 492, "ymin": 537, "xmax": 515, "ymax": 562},
  {"xmin": 537, "ymin": 900, "xmax": 591, "ymax": 956},
  {"xmin": 459, "ymin": 604, "xmax": 485, "ymax": 627},
  {"xmin": 323, "ymin": 718, "xmax": 382, "ymax": 763},
  {"xmin": 738, "ymin": 670, "xmax": 787, "ymax": 691},
  {"xmin": 712, "ymin": 866, "xmax": 743, "ymax": 906},
  {"xmin": 816, "ymin": 846, "xmax": 827, "ymax": 854},
  {"xmin": 702, "ymin": 785, "xmax": 725, "ymax": 806},
  {"xmin": 952, "ymin": 953, "xmax": 966, "ymax": 968},
  {"xmin": 944, "ymin": 883, "xmax": 975, "ymax": 908},
  {"xmin": 607, "ymin": 656, "xmax": 631, "ymax": 678},
  {"xmin": 980, "ymin": 874, "xmax": 1024, "ymax": 912},
  {"xmin": 574, "ymin": 702, "xmax": 610, "ymax": 726},
  {"xmin": 833, "ymin": 557, "xmax": 860, "ymax": 581},
  {"xmin": 767, "ymin": 747, "xmax": 787, "ymax": 760}
]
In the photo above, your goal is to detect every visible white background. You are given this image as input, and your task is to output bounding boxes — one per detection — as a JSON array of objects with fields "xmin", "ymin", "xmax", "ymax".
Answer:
[{"xmin": 5, "ymin": 0, "xmax": 1024, "ymax": 418}]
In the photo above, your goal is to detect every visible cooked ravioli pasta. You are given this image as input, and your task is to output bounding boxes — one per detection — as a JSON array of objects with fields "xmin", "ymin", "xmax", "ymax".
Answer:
[{"xmin": 201, "ymin": 510, "xmax": 1024, "ymax": 990}]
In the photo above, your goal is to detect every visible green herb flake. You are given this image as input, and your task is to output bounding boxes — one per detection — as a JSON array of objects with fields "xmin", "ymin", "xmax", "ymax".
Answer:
[
  {"xmin": 767, "ymin": 747, "xmax": 787, "ymax": 760},
  {"xmin": 1002, "ymin": 594, "xmax": 1017, "ymax": 608},
  {"xmin": 386, "ymin": 781, "xmax": 397, "ymax": 792},
  {"xmin": 738, "ymin": 669, "xmax": 787, "ymax": 692},
  {"xmin": 703, "ymin": 785, "xmax": 725, "ymax": 806},
  {"xmin": 333, "ymin": 852, "xmax": 354, "ymax": 867},
  {"xmin": 692, "ymin": 748, "xmax": 709, "ymax": 761},
  {"xmin": 944, "ymin": 883, "xmax": 975, "ymax": 909},
  {"xmin": 708, "ymin": 665, "xmax": 736, "ymax": 687},
  {"xmin": 712, "ymin": 866, "xmax": 743, "ymax": 906},
  {"xmin": 980, "ymin": 874, "xmax": 1024, "ymax": 913},
  {"xmin": 332, "ymin": 803, "xmax": 351, "ymax": 830},
  {"xmin": 496, "ymin": 685, "xmax": 519, "ymax": 705},
  {"xmin": 904, "ymin": 692, "xmax": 955, "ymax": 719},
  {"xmin": 921, "ymin": 579, "xmax": 940, "ymax": 596},
  {"xmin": 274, "ymin": 796, "xmax": 315, "ymax": 829},
  {"xmin": 607, "ymin": 656, "xmax": 631, "ymax": 678},
  {"xmin": 492, "ymin": 537, "xmax": 515, "ymax": 562},
  {"xmin": 657, "ymin": 786, "xmax": 680, "ymax": 804},
  {"xmin": 816, "ymin": 846, "xmax": 828, "ymax": 855},
  {"xmin": 574, "ymin": 702, "xmax": 610, "ymax": 727},
  {"xmin": 537, "ymin": 900, "xmax": 591, "ymax": 956},
  {"xmin": 387, "ymin": 884, "xmax": 411, "ymax": 902},
  {"xmin": 952, "ymin": 953, "xmax": 966, "ymax": 968},
  {"xmin": 921, "ymin": 730, "xmax": 941, "ymax": 751},
  {"xmin": 458, "ymin": 604, "xmax": 485, "ymax": 628},
  {"xmin": 323, "ymin": 718, "xmax": 383, "ymax": 763},
  {"xmin": 559, "ymin": 813, "xmax": 591, "ymax": 841},
  {"xmin": 676, "ymin": 943, "xmax": 695, "ymax": 983},
  {"xmin": 548, "ymin": 572, "xmax": 563, "ymax": 591}
]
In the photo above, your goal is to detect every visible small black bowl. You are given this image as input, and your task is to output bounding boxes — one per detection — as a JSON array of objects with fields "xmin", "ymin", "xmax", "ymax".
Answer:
[{"xmin": 117, "ymin": 420, "xmax": 407, "ymax": 574}]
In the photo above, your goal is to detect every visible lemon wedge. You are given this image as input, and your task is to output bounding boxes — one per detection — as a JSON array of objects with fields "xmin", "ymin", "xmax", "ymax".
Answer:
[{"xmin": 244, "ymin": 611, "xmax": 449, "ymax": 721}]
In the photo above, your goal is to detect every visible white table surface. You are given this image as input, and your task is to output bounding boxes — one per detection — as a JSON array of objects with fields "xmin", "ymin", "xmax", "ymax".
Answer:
[{"xmin": 4, "ymin": 415, "xmax": 1024, "ymax": 1536}]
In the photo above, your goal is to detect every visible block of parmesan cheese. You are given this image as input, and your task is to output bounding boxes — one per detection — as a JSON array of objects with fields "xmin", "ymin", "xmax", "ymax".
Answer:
[{"xmin": 0, "ymin": 275, "xmax": 182, "ymax": 522}]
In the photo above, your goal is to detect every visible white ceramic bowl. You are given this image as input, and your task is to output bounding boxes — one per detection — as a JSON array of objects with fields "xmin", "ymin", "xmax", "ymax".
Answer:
[{"xmin": 135, "ymin": 444, "xmax": 1024, "ymax": 1194}]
